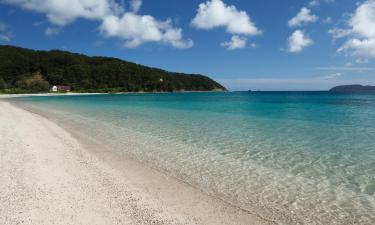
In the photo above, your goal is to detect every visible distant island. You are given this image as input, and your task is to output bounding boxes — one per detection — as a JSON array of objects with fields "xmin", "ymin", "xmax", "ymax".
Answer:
[
  {"xmin": 0, "ymin": 45, "xmax": 226, "ymax": 94},
  {"xmin": 330, "ymin": 85, "xmax": 375, "ymax": 92}
]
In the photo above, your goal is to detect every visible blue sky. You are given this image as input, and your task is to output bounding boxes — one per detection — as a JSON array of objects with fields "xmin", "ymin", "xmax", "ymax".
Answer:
[{"xmin": 0, "ymin": 0, "xmax": 375, "ymax": 91}]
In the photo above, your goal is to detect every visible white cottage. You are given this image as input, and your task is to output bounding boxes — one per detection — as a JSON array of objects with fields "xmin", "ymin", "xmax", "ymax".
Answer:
[
  {"xmin": 51, "ymin": 85, "xmax": 71, "ymax": 92},
  {"xmin": 51, "ymin": 86, "xmax": 58, "ymax": 92}
]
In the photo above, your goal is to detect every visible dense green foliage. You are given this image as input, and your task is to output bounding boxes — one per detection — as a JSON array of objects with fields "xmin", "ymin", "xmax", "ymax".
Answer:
[{"xmin": 0, "ymin": 45, "xmax": 226, "ymax": 93}]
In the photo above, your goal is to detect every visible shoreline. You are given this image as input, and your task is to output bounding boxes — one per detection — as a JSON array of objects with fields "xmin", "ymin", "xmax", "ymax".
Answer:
[
  {"xmin": 0, "ymin": 93, "xmax": 108, "ymax": 98},
  {"xmin": 0, "ymin": 93, "xmax": 107, "ymax": 99},
  {"xmin": 0, "ymin": 101, "xmax": 271, "ymax": 225},
  {"xmin": 0, "ymin": 90, "xmax": 228, "ymax": 99}
]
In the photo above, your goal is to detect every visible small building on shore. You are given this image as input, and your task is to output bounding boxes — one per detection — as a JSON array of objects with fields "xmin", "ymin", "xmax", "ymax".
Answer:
[{"xmin": 51, "ymin": 85, "xmax": 71, "ymax": 92}]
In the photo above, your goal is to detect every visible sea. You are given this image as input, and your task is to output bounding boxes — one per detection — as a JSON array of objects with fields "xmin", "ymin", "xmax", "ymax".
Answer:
[{"xmin": 10, "ymin": 92, "xmax": 375, "ymax": 225}]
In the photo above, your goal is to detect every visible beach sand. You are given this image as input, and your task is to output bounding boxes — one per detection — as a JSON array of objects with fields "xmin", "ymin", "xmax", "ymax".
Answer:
[{"xmin": 0, "ymin": 101, "xmax": 271, "ymax": 225}]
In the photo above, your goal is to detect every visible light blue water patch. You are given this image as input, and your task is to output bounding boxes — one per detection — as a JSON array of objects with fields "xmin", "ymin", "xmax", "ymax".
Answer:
[{"xmin": 11, "ymin": 92, "xmax": 375, "ymax": 224}]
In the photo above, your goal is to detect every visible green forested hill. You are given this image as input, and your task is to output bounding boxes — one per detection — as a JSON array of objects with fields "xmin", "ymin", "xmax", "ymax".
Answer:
[{"xmin": 0, "ymin": 45, "xmax": 226, "ymax": 93}]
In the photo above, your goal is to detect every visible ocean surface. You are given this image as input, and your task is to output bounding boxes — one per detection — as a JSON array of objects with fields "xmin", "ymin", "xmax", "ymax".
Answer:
[{"xmin": 11, "ymin": 92, "xmax": 375, "ymax": 224}]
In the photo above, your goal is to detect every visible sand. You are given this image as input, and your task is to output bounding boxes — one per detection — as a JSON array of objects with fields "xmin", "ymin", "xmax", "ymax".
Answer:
[
  {"xmin": 0, "ymin": 101, "xmax": 272, "ymax": 225},
  {"xmin": 0, "ymin": 93, "xmax": 105, "ymax": 99}
]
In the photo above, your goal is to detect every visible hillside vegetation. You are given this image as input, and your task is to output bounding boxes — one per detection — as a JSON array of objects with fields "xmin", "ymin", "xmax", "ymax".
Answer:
[
  {"xmin": 0, "ymin": 45, "xmax": 226, "ymax": 93},
  {"xmin": 330, "ymin": 85, "xmax": 375, "ymax": 92}
]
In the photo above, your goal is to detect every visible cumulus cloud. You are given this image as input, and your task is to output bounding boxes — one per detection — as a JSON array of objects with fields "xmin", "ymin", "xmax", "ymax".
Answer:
[
  {"xmin": 288, "ymin": 7, "xmax": 318, "ymax": 27},
  {"xmin": 338, "ymin": 38, "xmax": 375, "ymax": 58},
  {"xmin": 2, "ymin": 0, "xmax": 192, "ymax": 48},
  {"xmin": 100, "ymin": 14, "xmax": 193, "ymax": 48},
  {"xmin": 220, "ymin": 35, "xmax": 247, "ymax": 50},
  {"xmin": 191, "ymin": 0, "xmax": 261, "ymax": 35},
  {"xmin": 2, "ymin": 0, "xmax": 123, "ymax": 26},
  {"xmin": 191, "ymin": 0, "xmax": 261, "ymax": 50},
  {"xmin": 329, "ymin": 0, "xmax": 375, "ymax": 59},
  {"xmin": 287, "ymin": 30, "xmax": 313, "ymax": 53},
  {"xmin": 0, "ymin": 22, "xmax": 13, "ymax": 41},
  {"xmin": 329, "ymin": 28, "xmax": 351, "ymax": 39}
]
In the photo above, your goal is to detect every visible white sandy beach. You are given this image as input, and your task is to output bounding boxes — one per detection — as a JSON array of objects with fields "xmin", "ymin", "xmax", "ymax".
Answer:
[
  {"xmin": 0, "ymin": 93, "xmax": 106, "ymax": 99},
  {"xmin": 0, "ymin": 101, "xmax": 270, "ymax": 225}
]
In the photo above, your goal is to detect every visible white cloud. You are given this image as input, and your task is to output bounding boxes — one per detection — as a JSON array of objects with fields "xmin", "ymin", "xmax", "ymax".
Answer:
[
  {"xmin": 287, "ymin": 30, "xmax": 313, "ymax": 53},
  {"xmin": 338, "ymin": 38, "xmax": 375, "ymax": 58},
  {"xmin": 316, "ymin": 72, "xmax": 344, "ymax": 80},
  {"xmin": 2, "ymin": 0, "xmax": 123, "ymax": 26},
  {"xmin": 2, "ymin": 0, "xmax": 192, "ymax": 49},
  {"xmin": 350, "ymin": 1, "xmax": 375, "ymax": 38},
  {"xmin": 130, "ymin": 0, "xmax": 142, "ymax": 13},
  {"xmin": 191, "ymin": 0, "xmax": 261, "ymax": 50},
  {"xmin": 322, "ymin": 17, "xmax": 333, "ymax": 24},
  {"xmin": 355, "ymin": 58, "xmax": 369, "ymax": 64},
  {"xmin": 0, "ymin": 22, "xmax": 13, "ymax": 41},
  {"xmin": 329, "ymin": 0, "xmax": 375, "ymax": 59},
  {"xmin": 309, "ymin": 0, "xmax": 335, "ymax": 7},
  {"xmin": 309, "ymin": 1, "xmax": 320, "ymax": 7},
  {"xmin": 288, "ymin": 7, "xmax": 318, "ymax": 27},
  {"xmin": 45, "ymin": 27, "xmax": 61, "ymax": 36},
  {"xmin": 100, "ymin": 14, "xmax": 193, "ymax": 48},
  {"xmin": 220, "ymin": 35, "xmax": 247, "ymax": 50},
  {"xmin": 329, "ymin": 28, "xmax": 351, "ymax": 39},
  {"xmin": 191, "ymin": 0, "xmax": 261, "ymax": 35},
  {"xmin": 316, "ymin": 66, "xmax": 375, "ymax": 71}
]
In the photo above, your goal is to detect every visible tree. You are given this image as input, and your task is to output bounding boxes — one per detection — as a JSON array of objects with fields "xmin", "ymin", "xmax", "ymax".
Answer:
[
  {"xmin": 0, "ymin": 77, "xmax": 7, "ymax": 89},
  {"xmin": 14, "ymin": 74, "xmax": 50, "ymax": 93},
  {"xmin": 28, "ymin": 80, "xmax": 50, "ymax": 92}
]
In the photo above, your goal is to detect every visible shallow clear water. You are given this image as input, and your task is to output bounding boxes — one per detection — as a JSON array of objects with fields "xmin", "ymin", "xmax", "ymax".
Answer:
[{"xmin": 11, "ymin": 92, "xmax": 375, "ymax": 224}]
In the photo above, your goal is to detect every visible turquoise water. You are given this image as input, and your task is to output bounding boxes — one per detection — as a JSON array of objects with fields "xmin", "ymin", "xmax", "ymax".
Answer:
[{"xmin": 11, "ymin": 92, "xmax": 375, "ymax": 224}]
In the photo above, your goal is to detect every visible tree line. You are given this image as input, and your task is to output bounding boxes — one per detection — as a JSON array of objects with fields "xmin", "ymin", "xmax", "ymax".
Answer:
[{"xmin": 0, "ymin": 45, "xmax": 226, "ymax": 93}]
